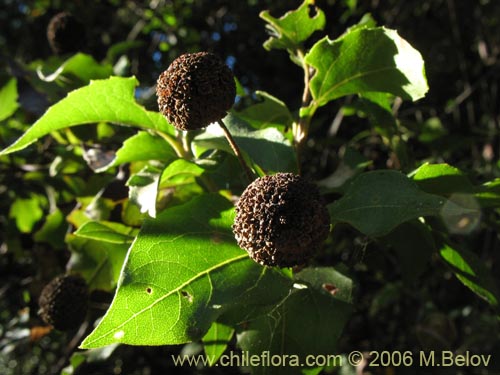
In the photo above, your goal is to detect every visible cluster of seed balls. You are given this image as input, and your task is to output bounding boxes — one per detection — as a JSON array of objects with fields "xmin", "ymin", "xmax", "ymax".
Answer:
[{"xmin": 155, "ymin": 52, "xmax": 331, "ymax": 267}]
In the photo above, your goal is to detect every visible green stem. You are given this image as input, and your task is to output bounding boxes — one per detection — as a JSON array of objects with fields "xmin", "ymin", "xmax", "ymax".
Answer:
[
  {"xmin": 217, "ymin": 119, "xmax": 254, "ymax": 182},
  {"xmin": 156, "ymin": 130, "xmax": 188, "ymax": 159}
]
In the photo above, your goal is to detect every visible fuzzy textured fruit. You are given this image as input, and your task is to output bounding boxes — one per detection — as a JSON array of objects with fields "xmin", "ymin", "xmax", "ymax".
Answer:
[
  {"xmin": 47, "ymin": 12, "xmax": 86, "ymax": 55},
  {"xmin": 156, "ymin": 52, "xmax": 236, "ymax": 131},
  {"xmin": 233, "ymin": 173, "xmax": 330, "ymax": 267},
  {"xmin": 38, "ymin": 274, "xmax": 89, "ymax": 331}
]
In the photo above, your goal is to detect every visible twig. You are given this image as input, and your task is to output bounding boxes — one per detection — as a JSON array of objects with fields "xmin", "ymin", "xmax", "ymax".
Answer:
[{"xmin": 217, "ymin": 120, "xmax": 254, "ymax": 182}]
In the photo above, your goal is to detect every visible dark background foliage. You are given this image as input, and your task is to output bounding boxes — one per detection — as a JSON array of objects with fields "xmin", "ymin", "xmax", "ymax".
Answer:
[{"xmin": 1, "ymin": 0, "xmax": 499, "ymax": 374}]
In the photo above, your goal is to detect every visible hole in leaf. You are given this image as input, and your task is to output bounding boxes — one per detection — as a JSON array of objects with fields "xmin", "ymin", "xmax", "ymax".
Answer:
[
  {"xmin": 322, "ymin": 283, "xmax": 338, "ymax": 296},
  {"xmin": 181, "ymin": 290, "xmax": 193, "ymax": 303},
  {"xmin": 146, "ymin": 287, "xmax": 152, "ymax": 294},
  {"xmin": 308, "ymin": 4, "xmax": 318, "ymax": 18}
]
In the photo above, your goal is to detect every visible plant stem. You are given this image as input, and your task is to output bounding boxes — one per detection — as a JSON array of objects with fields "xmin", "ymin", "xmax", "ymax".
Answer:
[
  {"xmin": 156, "ymin": 130, "xmax": 189, "ymax": 159},
  {"xmin": 217, "ymin": 119, "xmax": 254, "ymax": 182}
]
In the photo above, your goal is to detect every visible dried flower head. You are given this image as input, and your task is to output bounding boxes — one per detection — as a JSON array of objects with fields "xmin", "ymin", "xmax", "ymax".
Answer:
[
  {"xmin": 47, "ymin": 12, "xmax": 86, "ymax": 55},
  {"xmin": 156, "ymin": 52, "xmax": 236, "ymax": 131},
  {"xmin": 233, "ymin": 173, "xmax": 330, "ymax": 267},
  {"xmin": 38, "ymin": 274, "xmax": 89, "ymax": 331}
]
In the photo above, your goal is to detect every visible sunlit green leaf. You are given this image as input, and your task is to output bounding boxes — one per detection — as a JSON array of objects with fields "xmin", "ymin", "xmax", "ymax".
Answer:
[
  {"xmin": 74, "ymin": 221, "xmax": 137, "ymax": 244},
  {"xmin": 411, "ymin": 163, "xmax": 476, "ymax": 196},
  {"xmin": 80, "ymin": 194, "xmax": 291, "ymax": 348},
  {"xmin": 303, "ymin": 27, "xmax": 428, "ymax": 116},
  {"xmin": 9, "ymin": 195, "xmax": 44, "ymax": 233},
  {"xmin": 203, "ymin": 322, "xmax": 234, "ymax": 366},
  {"xmin": 0, "ymin": 78, "xmax": 19, "ymax": 121},
  {"xmin": 34, "ymin": 209, "xmax": 67, "ymax": 249},
  {"xmin": 95, "ymin": 131, "xmax": 177, "ymax": 172},
  {"xmin": 260, "ymin": 0, "xmax": 325, "ymax": 54},
  {"xmin": 36, "ymin": 53, "xmax": 113, "ymax": 83},
  {"xmin": 193, "ymin": 115, "xmax": 297, "ymax": 173},
  {"xmin": 233, "ymin": 91, "xmax": 293, "ymax": 132},
  {"xmin": 0, "ymin": 77, "xmax": 172, "ymax": 155},
  {"xmin": 440, "ymin": 244, "xmax": 499, "ymax": 308},
  {"xmin": 67, "ymin": 235, "xmax": 129, "ymax": 292}
]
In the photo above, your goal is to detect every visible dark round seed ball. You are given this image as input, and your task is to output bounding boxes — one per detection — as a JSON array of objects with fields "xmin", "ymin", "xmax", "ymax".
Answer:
[
  {"xmin": 47, "ymin": 12, "xmax": 86, "ymax": 55},
  {"xmin": 38, "ymin": 274, "xmax": 89, "ymax": 331},
  {"xmin": 233, "ymin": 173, "xmax": 330, "ymax": 267},
  {"xmin": 156, "ymin": 52, "xmax": 236, "ymax": 131}
]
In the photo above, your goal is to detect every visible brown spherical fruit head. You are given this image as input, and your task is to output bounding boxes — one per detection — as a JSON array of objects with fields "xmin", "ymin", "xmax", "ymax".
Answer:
[
  {"xmin": 156, "ymin": 52, "xmax": 236, "ymax": 131},
  {"xmin": 38, "ymin": 274, "xmax": 89, "ymax": 331},
  {"xmin": 233, "ymin": 173, "xmax": 330, "ymax": 267},
  {"xmin": 47, "ymin": 12, "xmax": 86, "ymax": 55}
]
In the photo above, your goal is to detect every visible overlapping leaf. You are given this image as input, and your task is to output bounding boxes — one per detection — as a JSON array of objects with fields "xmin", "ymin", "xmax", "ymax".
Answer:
[
  {"xmin": 237, "ymin": 267, "xmax": 352, "ymax": 375},
  {"xmin": 329, "ymin": 170, "xmax": 478, "ymax": 237},
  {"xmin": 81, "ymin": 194, "xmax": 291, "ymax": 348},
  {"xmin": 0, "ymin": 77, "xmax": 173, "ymax": 155},
  {"xmin": 303, "ymin": 27, "xmax": 428, "ymax": 116}
]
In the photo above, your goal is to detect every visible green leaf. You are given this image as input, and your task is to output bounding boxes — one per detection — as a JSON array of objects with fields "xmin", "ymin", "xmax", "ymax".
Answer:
[
  {"xmin": 160, "ymin": 159, "xmax": 205, "ymax": 183},
  {"xmin": 329, "ymin": 170, "xmax": 477, "ymax": 237},
  {"xmin": 233, "ymin": 91, "xmax": 294, "ymax": 131},
  {"xmin": 0, "ymin": 77, "xmax": 172, "ymax": 156},
  {"xmin": 381, "ymin": 221, "xmax": 435, "ymax": 285},
  {"xmin": 74, "ymin": 221, "xmax": 137, "ymax": 244},
  {"xmin": 193, "ymin": 114, "xmax": 297, "ymax": 173},
  {"xmin": 67, "ymin": 235, "xmax": 129, "ymax": 292},
  {"xmin": 9, "ymin": 196, "xmax": 44, "ymax": 233},
  {"xmin": 260, "ymin": 0, "xmax": 325, "ymax": 53},
  {"xmin": 203, "ymin": 322, "xmax": 234, "ymax": 366},
  {"xmin": 237, "ymin": 268, "xmax": 352, "ymax": 375},
  {"xmin": 440, "ymin": 244, "xmax": 499, "ymax": 308},
  {"xmin": 95, "ymin": 131, "xmax": 177, "ymax": 172},
  {"xmin": 127, "ymin": 164, "xmax": 163, "ymax": 218},
  {"xmin": 0, "ymin": 78, "xmax": 20, "ymax": 121},
  {"xmin": 34, "ymin": 209, "xmax": 68, "ymax": 249},
  {"xmin": 80, "ymin": 194, "xmax": 290, "ymax": 348},
  {"xmin": 411, "ymin": 163, "xmax": 476, "ymax": 196},
  {"xmin": 303, "ymin": 27, "xmax": 428, "ymax": 115},
  {"xmin": 36, "ymin": 53, "xmax": 113, "ymax": 84}
]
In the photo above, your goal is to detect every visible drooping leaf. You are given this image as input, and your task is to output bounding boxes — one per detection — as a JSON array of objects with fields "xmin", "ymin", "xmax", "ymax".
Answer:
[
  {"xmin": 440, "ymin": 244, "xmax": 499, "ymax": 308},
  {"xmin": 193, "ymin": 114, "xmax": 297, "ymax": 173},
  {"xmin": 237, "ymin": 268, "xmax": 352, "ymax": 375},
  {"xmin": 203, "ymin": 322, "xmax": 234, "ymax": 366},
  {"xmin": 36, "ymin": 53, "xmax": 113, "ymax": 84},
  {"xmin": 95, "ymin": 131, "xmax": 177, "ymax": 172},
  {"xmin": 74, "ymin": 221, "xmax": 137, "ymax": 244},
  {"xmin": 260, "ymin": 0, "xmax": 325, "ymax": 54},
  {"xmin": 0, "ymin": 77, "xmax": 173, "ymax": 155},
  {"xmin": 233, "ymin": 91, "xmax": 293, "ymax": 132},
  {"xmin": 303, "ymin": 27, "xmax": 428, "ymax": 116},
  {"xmin": 80, "ymin": 194, "xmax": 291, "ymax": 348},
  {"xmin": 0, "ymin": 78, "xmax": 20, "ymax": 121},
  {"xmin": 329, "ymin": 170, "xmax": 478, "ymax": 237}
]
